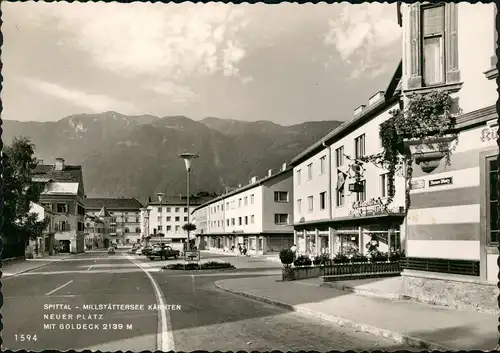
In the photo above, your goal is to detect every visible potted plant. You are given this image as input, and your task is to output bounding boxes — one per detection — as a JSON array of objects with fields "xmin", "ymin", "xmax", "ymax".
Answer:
[
  {"xmin": 313, "ymin": 253, "xmax": 331, "ymax": 266},
  {"xmin": 280, "ymin": 248, "xmax": 295, "ymax": 281}
]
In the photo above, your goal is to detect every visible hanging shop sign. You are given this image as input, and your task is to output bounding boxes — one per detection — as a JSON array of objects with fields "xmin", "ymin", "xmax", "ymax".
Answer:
[
  {"xmin": 429, "ymin": 177, "xmax": 453, "ymax": 187},
  {"xmin": 348, "ymin": 182, "xmax": 364, "ymax": 193}
]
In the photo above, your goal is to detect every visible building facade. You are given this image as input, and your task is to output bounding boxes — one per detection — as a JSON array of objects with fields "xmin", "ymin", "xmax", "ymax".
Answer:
[
  {"xmin": 33, "ymin": 158, "xmax": 86, "ymax": 254},
  {"xmin": 399, "ymin": 2, "xmax": 498, "ymax": 298},
  {"xmin": 192, "ymin": 165, "xmax": 294, "ymax": 255},
  {"xmin": 290, "ymin": 70, "xmax": 406, "ymax": 258},
  {"xmin": 85, "ymin": 198, "xmax": 143, "ymax": 247},
  {"xmin": 26, "ymin": 202, "xmax": 56, "ymax": 257}
]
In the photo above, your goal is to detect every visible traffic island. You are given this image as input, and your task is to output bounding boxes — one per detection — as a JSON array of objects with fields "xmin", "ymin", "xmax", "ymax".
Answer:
[{"xmin": 162, "ymin": 261, "xmax": 235, "ymax": 271}]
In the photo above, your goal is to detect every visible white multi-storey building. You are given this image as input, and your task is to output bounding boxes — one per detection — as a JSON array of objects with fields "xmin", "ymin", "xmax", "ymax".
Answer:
[
  {"xmin": 193, "ymin": 165, "xmax": 294, "ymax": 255},
  {"xmin": 290, "ymin": 69, "xmax": 406, "ymax": 258}
]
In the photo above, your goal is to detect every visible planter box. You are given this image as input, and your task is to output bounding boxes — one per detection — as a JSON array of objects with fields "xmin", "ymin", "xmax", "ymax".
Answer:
[
  {"xmin": 321, "ymin": 261, "xmax": 401, "ymax": 282},
  {"xmin": 292, "ymin": 266, "xmax": 322, "ymax": 280}
]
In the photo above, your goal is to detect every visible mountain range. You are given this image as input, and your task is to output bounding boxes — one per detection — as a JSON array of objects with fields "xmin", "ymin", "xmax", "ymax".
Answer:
[{"xmin": 2, "ymin": 112, "xmax": 343, "ymax": 201}]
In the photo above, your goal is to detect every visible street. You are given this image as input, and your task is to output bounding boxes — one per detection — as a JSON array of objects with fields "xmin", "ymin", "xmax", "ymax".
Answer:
[{"xmin": 3, "ymin": 249, "xmax": 415, "ymax": 351}]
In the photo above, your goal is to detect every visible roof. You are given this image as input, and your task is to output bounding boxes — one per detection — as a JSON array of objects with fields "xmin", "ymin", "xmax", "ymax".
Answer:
[
  {"xmin": 33, "ymin": 164, "xmax": 83, "ymax": 183},
  {"xmin": 147, "ymin": 196, "xmax": 215, "ymax": 207},
  {"xmin": 85, "ymin": 197, "xmax": 144, "ymax": 210},
  {"xmin": 290, "ymin": 60, "xmax": 403, "ymax": 167},
  {"xmin": 192, "ymin": 167, "xmax": 293, "ymax": 212}
]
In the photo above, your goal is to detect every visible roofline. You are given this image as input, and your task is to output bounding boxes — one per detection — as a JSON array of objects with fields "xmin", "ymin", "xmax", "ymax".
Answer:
[
  {"xmin": 192, "ymin": 167, "xmax": 293, "ymax": 213},
  {"xmin": 290, "ymin": 60, "xmax": 402, "ymax": 167}
]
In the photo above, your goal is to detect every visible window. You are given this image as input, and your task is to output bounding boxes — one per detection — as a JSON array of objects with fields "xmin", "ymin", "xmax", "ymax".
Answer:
[
  {"xmin": 336, "ymin": 187, "xmax": 345, "ymax": 207},
  {"xmin": 221, "ymin": 204, "xmax": 224, "ymax": 211},
  {"xmin": 175, "ymin": 225, "xmax": 180, "ymax": 231},
  {"xmin": 320, "ymin": 192, "xmax": 327, "ymax": 210},
  {"xmin": 356, "ymin": 180, "xmax": 367, "ymax": 202},
  {"xmin": 175, "ymin": 207, "xmax": 180, "ymax": 213},
  {"xmin": 157, "ymin": 216, "xmax": 162, "ymax": 223},
  {"xmin": 231, "ymin": 201, "xmax": 236, "ymax": 209},
  {"xmin": 245, "ymin": 216, "xmax": 248, "ymax": 225},
  {"xmin": 274, "ymin": 191, "xmax": 289, "ymax": 202},
  {"xmin": 335, "ymin": 146, "xmax": 344, "ymax": 167},
  {"xmin": 250, "ymin": 195, "xmax": 255, "ymax": 204},
  {"xmin": 296, "ymin": 169, "xmax": 302, "ymax": 185},
  {"xmin": 421, "ymin": 4, "xmax": 445, "ymax": 86},
  {"xmin": 166, "ymin": 207, "xmax": 171, "ymax": 212},
  {"xmin": 307, "ymin": 196, "xmax": 314, "ymax": 212},
  {"xmin": 167, "ymin": 225, "xmax": 172, "ymax": 231},
  {"xmin": 320, "ymin": 155, "xmax": 327, "ymax": 175},
  {"xmin": 184, "ymin": 217, "xmax": 188, "ymax": 222},
  {"xmin": 489, "ymin": 158, "xmax": 499, "ymax": 243},
  {"xmin": 238, "ymin": 199, "xmax": 242, "ymax": 208},
  {"xmin": 354, "ymin": 134, "xmax": 366, "ymax": 159},
  {"xmin": 124, "ymin": 227, "xmax": 129, "ymax": 233},
  {"xmin": 297, "ymin": 199, "xmax": 302, "ymax": 213},
  {"xmin": 231, "ymin": 218, "xmax": 235, "ymax": 226},
  {"xmin": 135, "ymin": 227, "xmax": 141, "ymax": 233},
  {"xmin": 158, "ymin": 207, "xmax": 162, "ymax": 213},
  {"xmin": 166, "ymin": 216, "xmax": 171, "ymax": 222},
  {"xmin": 274, "ymin": 214, "xmax": 289, "ymax": 225},
  {"xmin": 57, "ymin": 203, "xmax": 68, "ymax": 213},
  {"xmin": 244, "ymin": 197, "xmax": 248, "ymax": 206},
  {"xmin": 307, "ymin": 163, "xmax": 313, "ymax": 180},
  {"xmin": 238, "ymin": 217, "xmax": 242, "ymax": 225},
  {"xmin": 226, "ymin": 202, "xmax": 230, "ymax": 209},
  {"xmin": 175, "ymin": 216, "xmax": 180, "ymax": 222},
  {"xmin": 184, "ymin": 207, "xmax": 188, "ymax": 213},
  {"xmin": 42, "ymin": 203, "xmax": 52, "ymax": 210},
  {"xmin": 227, "ymin": 219, "xmax": 230, "ymax": 226},
  {"xmin": 380, "ymin": 173, "xmax": 389, "ymax": 198},
  {"xmin": 158, "ymin": 225, "xmax": 163, "ymax": 231},
  {"xmin": 251, "ymin": 215, "xmax": 255, "ymax": 224},
  {"xmin": 135, "ymin": 217, "xmax": 139, "ymax": 222}
]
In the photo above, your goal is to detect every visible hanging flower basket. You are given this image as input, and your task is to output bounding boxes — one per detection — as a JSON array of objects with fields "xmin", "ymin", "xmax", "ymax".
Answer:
[{"xmin": 404, "ymin": 134, "xmax": 458, "ymax": 174}]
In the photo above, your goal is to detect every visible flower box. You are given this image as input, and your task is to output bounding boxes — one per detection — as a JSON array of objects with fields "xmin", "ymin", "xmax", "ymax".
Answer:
[{"xmin": 321, "ymin": 261, "xmax": 401, "ymax": 282}]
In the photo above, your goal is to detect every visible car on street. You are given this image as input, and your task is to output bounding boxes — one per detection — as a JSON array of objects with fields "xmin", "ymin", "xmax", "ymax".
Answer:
[
  {"xmin": 108, "ymin": 247, "xmax": 115, "ymax": 254},
  {"xmin": 141, "ymin": 246, "xmax": 153, "ymax": 256},
  {"xmin": 148, "ymin": 245, "xmax": 180, "ymax": 260}
]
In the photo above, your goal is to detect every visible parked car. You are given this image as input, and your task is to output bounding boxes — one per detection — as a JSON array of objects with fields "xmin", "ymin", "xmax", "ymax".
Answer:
[
  {"xmin": 148, "ymin": 245, "xmax": 180, "ymax": 261},
  {"xmin": 108, "ymin": 247, "xmax": 115, "ymax": 254},
  {"xmin": 141, "ymin": 246, "xmax": 153, "ymax": 256}
]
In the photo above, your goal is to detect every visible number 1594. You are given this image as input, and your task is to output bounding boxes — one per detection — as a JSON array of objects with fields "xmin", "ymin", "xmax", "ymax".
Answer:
[{"xmin": 15, "ymin": 334, "xmax": 37, "ymax": 342}]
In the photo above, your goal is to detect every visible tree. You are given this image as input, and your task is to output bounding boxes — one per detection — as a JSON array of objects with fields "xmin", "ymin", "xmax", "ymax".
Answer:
[
  {"xmin": 182, "ymin": 223, "xmax": 196, "ymax": 232},
  {"xmin": 2, "ymin": 137, "xmax": 48, "ymax": 249}
]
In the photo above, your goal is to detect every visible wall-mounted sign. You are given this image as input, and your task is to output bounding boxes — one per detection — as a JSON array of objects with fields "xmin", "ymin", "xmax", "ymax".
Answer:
[
  {"xmin": 350, "ymin": 198, "xmax": 388, "ymax": 217},
  {"xmin": 410, "ymin": 179, "xmax": 425, "ymax": 190},
  {"xmin": 480, "ymin": 126, "xmax": 498, "ymax": 143},
  {"xmin": 429, "ymin": 177, "xmax": 453, "ymax": 187}
]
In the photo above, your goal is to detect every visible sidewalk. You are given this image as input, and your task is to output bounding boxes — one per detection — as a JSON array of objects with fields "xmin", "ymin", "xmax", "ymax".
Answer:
[
  {"xmin": 2, "ymin": 253, "xmax": 78, "ymax": 278},
  {"xmin": 214, "ymin": 275, "xmax": 497, "ymax": 351}
]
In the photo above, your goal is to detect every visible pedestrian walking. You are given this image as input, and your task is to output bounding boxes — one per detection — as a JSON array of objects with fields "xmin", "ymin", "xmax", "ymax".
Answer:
[
  {"xmin": 242, "ymin": 245, "xmax": 248, "ymax": 256},
  {"xmin": 238, "ymin": 244, "xmax": 243, "ymax": 256}
]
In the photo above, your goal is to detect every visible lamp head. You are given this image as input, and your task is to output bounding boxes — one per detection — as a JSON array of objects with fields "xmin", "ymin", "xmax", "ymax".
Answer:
[
  {"xmin": 179, "ymin": 152, "xmax": 199, "ymax": 172},
  {"xmin": 157, "ymin": 192, "xmax": 165, "ymax": 203}
]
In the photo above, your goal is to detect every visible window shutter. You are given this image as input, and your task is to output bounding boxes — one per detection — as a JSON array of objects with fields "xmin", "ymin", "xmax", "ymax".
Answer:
[
  {"xmin": 408, "ymin": 3, "xmax": 423, "ymax": 89},
  {"xmin": 444, "ymin": 3, "xmax": 460, "ymax": 82}
]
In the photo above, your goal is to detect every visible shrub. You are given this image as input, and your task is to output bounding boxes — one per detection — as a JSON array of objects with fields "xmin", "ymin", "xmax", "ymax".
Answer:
[
  {"xmin": 371, "ymin": 251, "xmax": 389, "ymax": 262},
  {"xmin": 389, "ymin": 249, "xmax": 406, "ymax": 261},
  {"xmin": 333, "ymin": 253, "xmax": 350, "ymax": 264},
  {"xmin": 279, "ymin": 248, "xmax": 295, "ymax": 268},
  {"xmin": 162, "ymin": 261, "xmax": 234, "ymax": 270},
  {"xmin": 293, "ymin": 254, "xmax": 312, "ymax": 267},
  {"xmin": 313, "ymin": 253, "xmax": 330, "ymax": 266},
  {"xmin": 201, "ymin": 261, "xmax": 234, "ymax": 269},
  {"xmin": 351, "ymin": 252, "xmax": 369, "ymax": 263}
]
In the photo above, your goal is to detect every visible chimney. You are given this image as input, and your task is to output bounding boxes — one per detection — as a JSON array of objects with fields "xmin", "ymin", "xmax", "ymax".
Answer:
[
  {"xmin": 354, "ymin": 105, "xmax": 366, "ymax": 116},
  {"xmin": 55, "ymin": 158, "xmax": 65, "ymax": 171},
  {"xmin": 238, "ymin": 184, "xmax": 242, "ymax": 188},
  {"xmin": 268, "ymin": 169, "xmax": 272, "ymax": 177},
  {"xmin": 250, "ymin": 176, "xmax": 257, "ymax": 184},
  {"xmin": 281, "ymin": 163, "xmax": 287, "ymax": 171},
  {"xmin": 368, "ymin": 91, "xmax": 384, "ymax": 106}
]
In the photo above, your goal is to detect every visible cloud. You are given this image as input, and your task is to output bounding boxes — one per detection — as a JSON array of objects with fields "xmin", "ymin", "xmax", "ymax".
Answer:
[
  {"xmin": 22, "ymin": 77, "xmax": 136, "ymax": 113},
  {"xmin": 144, "ymin": 81, "xmax": 198, "ymax": 104},
  {"xmin": 324, "ymin": 3, "xmax": 401, "ymax": 79},
  {"xmin": 23, "ymin": 3, "xmax": 251, "ymax": 83}
]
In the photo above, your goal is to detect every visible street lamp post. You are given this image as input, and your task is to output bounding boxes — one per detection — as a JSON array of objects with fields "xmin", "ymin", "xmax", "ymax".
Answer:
[{"xmin": 179, "ymin": 152, "xmax": 199, "ymax": 250}]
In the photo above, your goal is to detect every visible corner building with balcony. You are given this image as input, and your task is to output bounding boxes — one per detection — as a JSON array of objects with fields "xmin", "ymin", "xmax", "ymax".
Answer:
[
  {"xmin": 398, "ymin": 2, "xmax": 498, "ymax": 309},
  {"xmin": 192, "ymin": 165, "xmax": 294, "ymax": 255},
  {"xmin": 290, "ymin": 69, "xmax": 406, "ymax": 259},
  {"xmin": 85, "ymin": 198, "xmax": 144, "ymax": 247}
]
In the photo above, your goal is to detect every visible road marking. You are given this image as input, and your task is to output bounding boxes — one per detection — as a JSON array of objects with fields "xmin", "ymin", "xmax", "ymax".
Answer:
[
  {"xmin": 45, "ymin": 280, "xmax": 74, "ymax": 296},
  {"xmin": 87, "ymin": 266, "xmax": 93, "ymax": 271},
  {"xmin": 124, "ymin": 254, "xmax": 175, "ymax": 352}
]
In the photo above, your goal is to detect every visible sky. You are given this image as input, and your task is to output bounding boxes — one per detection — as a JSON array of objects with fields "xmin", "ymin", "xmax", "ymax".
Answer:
[{"xmin": 2, "ymin": 2, "xmax": 402, "ymax": 125}]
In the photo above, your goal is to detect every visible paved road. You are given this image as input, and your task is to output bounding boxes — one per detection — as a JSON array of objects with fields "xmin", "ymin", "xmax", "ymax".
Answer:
[{"xmin": 2, "ymin": 250, "xmax": 416, "ymax": 351}]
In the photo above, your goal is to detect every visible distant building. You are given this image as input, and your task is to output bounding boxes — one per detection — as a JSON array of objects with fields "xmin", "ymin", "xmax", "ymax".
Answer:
[
  {"xmin": 192, "ymin": 164, "xmax": 294, "ymax": 255},
  {"xmin": 143, "ymin": 195, "xmax": 214, "ymax": 249},
  {"xmin": 85, "ymin": 198, "xmax": 143, "ymax": 247},
  {"xmin": 32, "ymin": 157, "xmax": 86, "ymax": 254}
]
